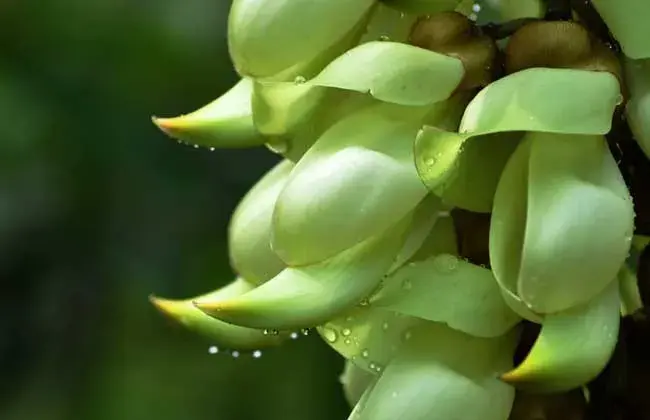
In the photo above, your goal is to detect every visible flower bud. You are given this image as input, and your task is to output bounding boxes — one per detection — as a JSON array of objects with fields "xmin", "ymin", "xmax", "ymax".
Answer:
[
  {"xmin": 502, "ymin": 281, "xmax": 620, "ymax": 392},
  {"xmin": 150, "ymin": 278, "xmax": 285, "ymax": 350},
  {"xmin": 490, "ymin": 132, "xmax": 634, "ymax": 314},
  {"xmin": 228, "ymin": 0, "xmax": 376, "ymax": 79},
  {"xmin": 228, "ymin": 160, "xmax": 291, "ymax": 286},
  {"xmin": 152, "ymin": 78, "xmax": 266, "ymax": 148},
  {"xmin": 194, "ymin": 215, "xmax": 411, "ymax": 330}
]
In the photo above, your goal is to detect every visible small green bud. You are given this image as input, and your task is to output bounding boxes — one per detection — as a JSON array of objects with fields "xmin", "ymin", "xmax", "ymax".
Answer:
[
  {"xmin": 228, "ymin": 159, "xmax": 292, "ymax": 286},
  {"xmin": 150, "ymin": 278, "xmax": 285, "ymax": 350},
  {"xmin": 501, "ymin": 281, "xmax": 620, "ymax": 392},
  {"xmin": 152, "ymin": 78, "xmax": 266, "ymax": 148},
  {"xmin": 228, "ymin": 0, "xmax": 376, "ymax": 79}
]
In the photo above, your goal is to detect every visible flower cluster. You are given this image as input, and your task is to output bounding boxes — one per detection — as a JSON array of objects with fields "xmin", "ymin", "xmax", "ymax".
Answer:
[{"xmin": 150, "ymin": 0, "xmax": 650, "ymax": 418}]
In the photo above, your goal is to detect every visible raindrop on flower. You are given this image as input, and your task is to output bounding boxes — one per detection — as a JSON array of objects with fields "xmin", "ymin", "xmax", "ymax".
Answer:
[
  {"xmin": 301, "ymin": 328, "xmax": 310, "ymax": 336},
  {"xmin": 293, "ymin": 75, "xmax": 307, "ymax": 84},
  {"xmin": 209, "ymin": 147, "xmax": 215, "ymax": 152},
  {"xmin": 403, "ymin": 330, "xmax": 412, "ymax": 342},
  {"xmin": 378, "ymin": 35, "xmax": 390, "ymax": 42},
  {"xmin": 472, "ymin": 3, "xmax": 481, "ymax": 13},
  {"xmin": 266, "ymin": 138, "xmax": 289, "ymax": 154},
  {"xmin": 361, "ymin": 349, "xmax": 370, "ymax": 358},
  {"xmin": 231, "ymin": 350, "xmax": 240, "ymax": 358},
  {"xmin": 208, "ymin": 345, "xmax": 219, "ymax": 354},
  {"xmin": 382, "ymin": 322, "xmax": 389, "ymax": 331},
  {"xmin": 435, "ymin": 254, "xmax": 459, "ymax": 273},
  {"xmin": 344, "ymin": 338, "xmax": 352, "ymax": 345},
  {"xmin": 424, "ymin": 157, "xmax": 435, "ymax": 166},
  {"xmin": 342, "ymin": 328, "xmax": 351, "ymax": 337},
  {"xmin": 290, "ymin": 332, "xmax": 299, "ymax": 340},
  {"xmin": 359, "ymin": 298, "xmax": 369, "ymax": 307},
  {"xmin": 322, "ymin": 327, "xmax": 338, "ymax": 343},
  {"xmin": 252, "ymin": 350, "xmax": 263, "ymax": 359}
]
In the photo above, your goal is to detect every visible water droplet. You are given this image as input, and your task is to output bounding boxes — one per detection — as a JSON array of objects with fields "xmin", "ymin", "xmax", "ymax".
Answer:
[
  {"xmin": 231, "ymin": 350, "xmax": 240, "ymax": 358},
  {"xmin": 437, "ymin": 210, "xmax": 450, "ymax": 217},
  {"xmin": 359, "ymin": 298, "xmax": 369, "ymax": 307},
  {"xmin": 369, "ymin": 362, "xmax": 376, "ymax": 370},
  {"xmin": 469, "ymin": 13, "xmax": 478, "ymax": 21},
  {"xmin": 209, "ymin": 147, "xmax": 215, "ymax": 152},
  {"xmin": 342, "ymin": 328, "xmax": 351, "ymax": 337},
  {"xmin": 434, "ymin": 254, "xmax": 459, "ymax": 273},
  {"xmin": 403, "ymin": 330, "xmax": 412, "ymax": 341},
  {"xmin": 322, "ymin": 327, "xmax": 338, "ymax": 343},
  {"xmin": 346, "ymin": 316, "xmax": 354, "ymax": 323},
  {"xmin": 293, "ymin": 75, "xmax": 307, "ymax": 84},
  {"xmin": 472, "ymin": 3, "xmax": 481, "ymax": 12},
  {"xmin": 399, "ymin": 12, "xmax": 406, "ymax": 19},
  {"xmin": 391, "ymin": 391, "xmax": 398, "ymax": 398},
  {"xmin": 374, "ymin": 363, "xmax": 383, "ymax": 373},
  {"xmin": 301, "ymin": 328, "xmax": 310, "ymax": 336},
  {"xmin": 344, "ymin": 338, "xmax": 352, "ymax": 345},
  {"xmin": 208, "ymin": 345, "xmax": 219, "ymax": 354},
  {"xmin": 378, "ymin": 35, "xmax": 390, "ymax": 42},
  {"xmin": 382, "ymin": 322, "xmax": 389, "ymax": 331},
  {"xmin": 252, "ymin": 350, "xmax": 263, "ymax": 358},
  {"xmin": 361, "ymin": 349, "xmax": 370, "ymax": 358},
  {"xmin": 402, "ymin": 279, "xmax": 412, "ymax": 290},
  {"xmin": 263, "ymin": 328, "xmax": 279, "ymax": 336},
  {"xmin": 290, "ymin": 332, "xmax": 299, "ymax": 340},
  {"xmin": 268, "ymin": 140, "xmax": 289, "ymax": 156},
  {"xmin": 424, "ymin": 157, "xmax": 435, "ymax": 166}
]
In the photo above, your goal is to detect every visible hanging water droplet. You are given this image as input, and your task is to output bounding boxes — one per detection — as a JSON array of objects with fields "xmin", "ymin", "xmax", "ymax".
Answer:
[
  {"xmin": 359, "ymin": 298, "xmax": 369, "ymax": 307},
  {"xmin": 252, "ymin": 350, "xmax": 263, "ymax": 359},
  {"xmin": 266, "ymin": 138, "xmax": 289, "ymax": 155},
  {"xmin": 369, "ymin": 362, "xmax": 376, "ymax": 370},
  {"xmin": 290, "ymin": 332, "xmax": 299, "ymax": 340},
  {"xmin": 342, "ymin": 328, "xmax": 352, "ymax": 337},
  {"xmin": 231, "ymin": 350, "xmax": 240, "ymax": 358},
  {"xmin": 472, "ymin": 3, "xmax": 481, "ymax": 12},
  {"xmin": 382, "ymin": 322, "xmax": 389, "ymax": 331},
  {"xmin": 374, "ymin": 363, "xmax": 383, "ymax": 373},
  {"xmin": 193, "ymin": 144, "xmax": 199, "ymax": 149},
  {"xmin": 208, "ymin": 345, "xmax": 219, "ymax": 354},
  {"xmin": 378, "ymin": 35, "xmax": 390, "ymax": 42},
  {"xmin": 361, "ymin": 349, "xmax": 370, "ymax": 358},
  {"xmin": 293, "ymin": 75, "xmax": 307, "ymax": 84},
  {"xmin": 301, "ymin": 328, "xmax": 310, "ymax": 336},
  {"xmin": 209, "ymin": 147, "xmax": 215, "ymax": 152},
  {"xmin": 403, "ymin": 330, "xmax": 412, "ymax": 341},
  {"xmin": 322, "ymin": 327, "xmax": 338, "ymax": 343}
]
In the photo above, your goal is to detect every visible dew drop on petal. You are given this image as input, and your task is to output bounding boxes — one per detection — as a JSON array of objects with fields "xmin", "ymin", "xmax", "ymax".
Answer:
[
  {"xmin": 382, "ymin": 322, "xmax": 389, "ymax": 331},
  {"xmin": 252, "ymin": 350, "xmax": 263, "ymax": 359},
  {"xmin": 290, "ymin": 332, "xmax": 299, "ymax": 340},
  {"xmin": 322, "ymin": 327, "xmax": 338, "ymax": 343},
  {"xmin": 208, "ymin": 345, "xmax": 219, "ymax": 354},
  {"xmin": 301, "ymin": 328, "xmax": 310, "ymax": 336},
  {"xmin": 231, "ymin": 350, "xmax": 240, "ymax": 358},
  {"xmin": 361, "ymin": 349, "xmax": 370, "ymax": 358},
  {"xmin": 342, "ymin": 328, "xmax": 351, "ymax": 337},
  {"xmin": 293, "ymin": 75, "xmax": 307, "ymax": 84}
]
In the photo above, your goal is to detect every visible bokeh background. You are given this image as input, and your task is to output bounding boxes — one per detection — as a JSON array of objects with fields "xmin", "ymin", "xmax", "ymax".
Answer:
[{"xmin": 0, "ymin": 1, "xmax": 349, "ymax": 419}]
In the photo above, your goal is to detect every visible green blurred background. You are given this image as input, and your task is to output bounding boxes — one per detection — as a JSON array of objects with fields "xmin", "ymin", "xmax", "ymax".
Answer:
[{"xmin": 0, "ymin": 1, "xmax": 349, "ymax": 419}]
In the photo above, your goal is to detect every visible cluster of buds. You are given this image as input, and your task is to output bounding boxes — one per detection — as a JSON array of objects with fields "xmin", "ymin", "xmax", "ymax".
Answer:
[{"xmin": 149, "ymin": 0, "xmax": 650, "ymax": 418}]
